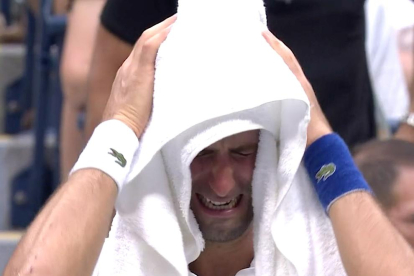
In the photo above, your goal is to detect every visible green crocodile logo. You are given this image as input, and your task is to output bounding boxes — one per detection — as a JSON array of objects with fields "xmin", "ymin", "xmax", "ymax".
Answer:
[
  {"xmin": 315, "ymin": 163, "xmax": 336, "ymax": 182},
  {"xmin": 108, "ymin": 148, "xmax": 127, "ymax": 168}
]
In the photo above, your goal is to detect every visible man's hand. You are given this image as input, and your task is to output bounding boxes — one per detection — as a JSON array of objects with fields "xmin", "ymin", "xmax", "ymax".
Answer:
[
  {"xmin": 262, "ymin": 31, "xmax": 332, "ymax": 147},
  {"xmin": 102, "ymin": 15, "xmax": 177, "ymax": 138}
]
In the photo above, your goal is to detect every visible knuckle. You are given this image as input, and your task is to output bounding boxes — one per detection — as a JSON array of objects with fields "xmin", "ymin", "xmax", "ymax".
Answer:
[
  {"xmin": 142, "ymin": 39, "xmax": 157, "ymax": 53},
  {"xmin": 140, "ymin": 29, "xmax": 152, "ymax": 42},
  {"xmin": 140, "ymin": 29, "xmax": 149, "ymax": 40}
]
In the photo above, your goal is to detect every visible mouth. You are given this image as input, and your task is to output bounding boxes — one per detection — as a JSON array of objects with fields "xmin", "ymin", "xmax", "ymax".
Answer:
[{"xmin": 196, "ymin": 194, "xmax": 242, "ymax": 211}]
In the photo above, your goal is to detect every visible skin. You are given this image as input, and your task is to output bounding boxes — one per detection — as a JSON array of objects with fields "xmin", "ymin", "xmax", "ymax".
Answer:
[
  {"xmin": 190, "ymin": 131, "xmax": 258, "ymax": 243},
  {"xmin": 189, "ymin": 130, "xmax": 258, "ymax": 276},
  {"xmin": 60, "ymin": 0, "xmax": 106, "ymax": 180},
  {"xmin": 4, "ymin": 17, "xmax": 414, "ymax": 276},
  {"xmin": 387, "ymin": 166, "xmax": 414, "ymax": 248}
]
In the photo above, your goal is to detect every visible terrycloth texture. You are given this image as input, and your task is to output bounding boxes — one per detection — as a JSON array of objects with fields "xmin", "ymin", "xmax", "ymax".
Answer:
[
  {"xmin": 94, "ymin": 0, "xmax": 345, "ymax": 275},
  {"xmin": 304, "ymin": 134, "xmax": 372, "ymax": 212}
]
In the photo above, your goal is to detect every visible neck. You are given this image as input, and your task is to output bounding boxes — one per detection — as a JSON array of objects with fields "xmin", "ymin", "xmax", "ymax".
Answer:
[{"xmin": 189, "ymin": 226, "xmax": 254, "ymax": 276}]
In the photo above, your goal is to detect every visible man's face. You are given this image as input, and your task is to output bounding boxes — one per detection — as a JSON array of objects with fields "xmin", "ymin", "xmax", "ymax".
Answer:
[
  {"xmin": 387, "ymin": 166, "xmax": 414, "ymax": 248},
  {"xmin": 190, "ymin": 130, "xmax": 259, "ymax": 243}
]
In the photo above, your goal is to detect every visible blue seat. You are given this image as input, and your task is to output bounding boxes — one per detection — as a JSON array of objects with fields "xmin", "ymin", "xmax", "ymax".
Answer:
[
  {"xmin": 9, "ymin": 0, "xmax": 67, "ymax": 228},
  {"xmin": 30, "ymin": 0, "xmax": 67, "ymax": 214}
]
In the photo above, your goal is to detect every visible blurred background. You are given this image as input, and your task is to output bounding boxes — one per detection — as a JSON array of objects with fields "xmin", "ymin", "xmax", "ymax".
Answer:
[{"xmin": 0, "ymin": 0, "xmax": 413, "ymax": 272}]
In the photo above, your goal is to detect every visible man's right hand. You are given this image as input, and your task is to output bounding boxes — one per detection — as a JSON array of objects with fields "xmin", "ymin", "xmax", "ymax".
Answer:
[{"xmin": 102, "ymin": 15, "xmax": 177, "ymax": 138}]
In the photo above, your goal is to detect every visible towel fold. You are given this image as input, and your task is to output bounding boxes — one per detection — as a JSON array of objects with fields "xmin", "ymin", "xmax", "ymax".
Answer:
[{"xmin": 94, "ymin": 0, "xmax": 346, "ymax": 275}]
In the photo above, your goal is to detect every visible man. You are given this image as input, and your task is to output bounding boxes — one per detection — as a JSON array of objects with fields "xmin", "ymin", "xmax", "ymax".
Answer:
[
  {"xmin": 4, "ymin": 17, "xmax": 414, "ymax": 276},
  {"xmin": 365, "ymin": 0, "xmax": 414, "ymax": 141},
  {"xmin": 394, "ymin": 13, "xmax": 414, "ymax": 143},
  {"xmin": 354, "ymin": 139, "xmax": 414, "ymax": 248},
  {"xmin": 85, "ymin": 0, "xmax": 377, "ymax": 148},
  {"xmin": 189, "ymin": 130, "xmax": 258, "ymax": 276}
]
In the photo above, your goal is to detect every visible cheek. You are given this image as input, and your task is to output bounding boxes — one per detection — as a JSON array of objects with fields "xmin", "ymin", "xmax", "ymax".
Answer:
[
  {"xmin": 233, "ymin": 157, "xmax": 256, "ymax": 183},
  {"xmin": 190, "ymin": 158, "xmax": 212, "ymax": 181}
]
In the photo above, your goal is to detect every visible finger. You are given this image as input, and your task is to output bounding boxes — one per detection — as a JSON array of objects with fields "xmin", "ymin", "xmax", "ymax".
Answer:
[
  {"xmin": 264, "ymin": 30, "xmax": 300, "ymax": 58},
  {"xmin": 137, "ymin": 14, "xmax": 177, "ymax": 46},
  {"xmin": 139, "ymin": 25, "xmax": 173, "ymax": 68},
  {"xmin": 263, "ymin": 30, "xmax": 295, "ymax": 63},
  {"xmin": 262, "ymin": 30, "xmax": 319, "ymax": 104},
  {"xmin": 262, "ymin": 30, "xmax": 283, "ymax": 54},
  {"xmin": 131, "ymin": 15, "xmax": 177, "ymax": 62},
  {"xmin": 262, "ymin": 30, "xmax": 304, "ymax": 75}
]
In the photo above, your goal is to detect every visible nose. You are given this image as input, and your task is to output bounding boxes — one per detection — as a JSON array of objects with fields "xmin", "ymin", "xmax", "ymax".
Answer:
[{"xmin": 210, "ymin": 155, "xmax": 236, "ymax": 197}]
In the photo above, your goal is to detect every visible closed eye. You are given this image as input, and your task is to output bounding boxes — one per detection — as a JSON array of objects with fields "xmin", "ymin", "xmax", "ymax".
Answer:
[
  {"xmin": 196, "ymin": 149, "xmax": 214, "ymax": 158},
  {"xmin": 230, "ymin": 144, "xmax": 258, "ymax": 157},
  {"xmin": 230, "ymin": 150, "xmax": 256, "ymax": 157}
]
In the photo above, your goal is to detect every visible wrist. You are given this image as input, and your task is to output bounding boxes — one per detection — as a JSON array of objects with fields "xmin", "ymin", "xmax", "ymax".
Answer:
[
  {"xmin": 70, "ymin": 168, "xmax": 119, "ymax": 197},
  {"xmin": 109, "ymin": 115, "xmax": 146, "ymax": 139},
  {"xmin": 306, "ymin": 124, "xmax": 332, "ymax": 148},
  {"xmin": 328, "ymin": 190, "xmax": 373, "ymax": 217},
  {"xmin": 304, "ymin": 133, "xmax": 372, "ymax": 213},
  {"xmin": 70, "ymin": 120, "xmax": 140, "ymax": 192}
]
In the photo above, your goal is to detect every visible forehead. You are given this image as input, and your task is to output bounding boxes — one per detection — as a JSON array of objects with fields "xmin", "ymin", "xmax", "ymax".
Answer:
[{"xmin": 205, "ymin": 130, "xmax": 260, "ymax": 149}]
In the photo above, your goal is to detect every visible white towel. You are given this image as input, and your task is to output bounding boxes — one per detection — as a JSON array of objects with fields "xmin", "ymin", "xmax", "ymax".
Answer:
[{"xmin": 94, "ymin": 0, "xmax": 345, "ymax": 275}]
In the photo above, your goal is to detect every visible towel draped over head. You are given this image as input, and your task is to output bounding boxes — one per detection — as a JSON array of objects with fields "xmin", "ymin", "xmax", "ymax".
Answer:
[{"xmin": 93, "ymin": 0, "xmax": 346, "ymax": 275}]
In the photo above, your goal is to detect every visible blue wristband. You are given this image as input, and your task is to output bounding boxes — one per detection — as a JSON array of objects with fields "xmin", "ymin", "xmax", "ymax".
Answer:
[{"xmin": 304, "ymin": 133, "xmax": 372, "ymax": 213}]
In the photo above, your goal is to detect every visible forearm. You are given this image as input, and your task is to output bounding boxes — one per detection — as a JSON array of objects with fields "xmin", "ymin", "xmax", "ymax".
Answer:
[
  {"xmin": 329, "ymin": 192, "xmax": 414, "ymax": 276},
  {"xmin": 4, "ymin": 169, "xmax": 117, "ymax": 276}
]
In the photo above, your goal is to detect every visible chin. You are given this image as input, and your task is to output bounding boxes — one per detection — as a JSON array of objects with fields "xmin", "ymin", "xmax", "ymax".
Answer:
[{"xmin": 197, "ymin": 217, "xmax": 252, "ymax": 243}]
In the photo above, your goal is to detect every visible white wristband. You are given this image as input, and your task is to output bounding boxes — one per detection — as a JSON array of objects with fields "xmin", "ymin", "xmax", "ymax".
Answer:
[{"xmin": 70, "ymin": 119, "xmax": 139, "ymax": 192}]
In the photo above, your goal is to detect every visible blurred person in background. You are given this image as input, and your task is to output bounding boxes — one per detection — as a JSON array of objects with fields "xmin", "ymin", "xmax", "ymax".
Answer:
[
  {"xmin": 59, "ymin": 0, "xmax": 106, "ymax": 180},
  {"xmin": 0, "ymin": 0, "xmax": 70, "ymax": 42},
  {"xmin": 84, "ymin": 0, "xmax": 377, "ymax": 149},
  {"xmin": 398, "ymin": 28, "xmax": 413, "ymax": 93},
  {"xmin": 354, "ymin": 139, "xmax": 414, "ymax": 248},
  {"xmin": 393, "ymin": 0, "xmax": 414, "ymax": 142},
  {"xmin": 365, "ymin": 0, "xmax": 414, "ymax": 142},
  {"xmin": 387, "ymin": 0, "xmax": 414, "ymax": 90},
  {"xmin": 2, "ymin": 0, "xmax": 106, "ymax": 179}
]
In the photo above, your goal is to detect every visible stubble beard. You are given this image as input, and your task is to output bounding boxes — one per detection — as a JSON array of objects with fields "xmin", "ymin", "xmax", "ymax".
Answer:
[{"xmin": 194, "ymin": 190, "xmax": 253, "ymax": 243}]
